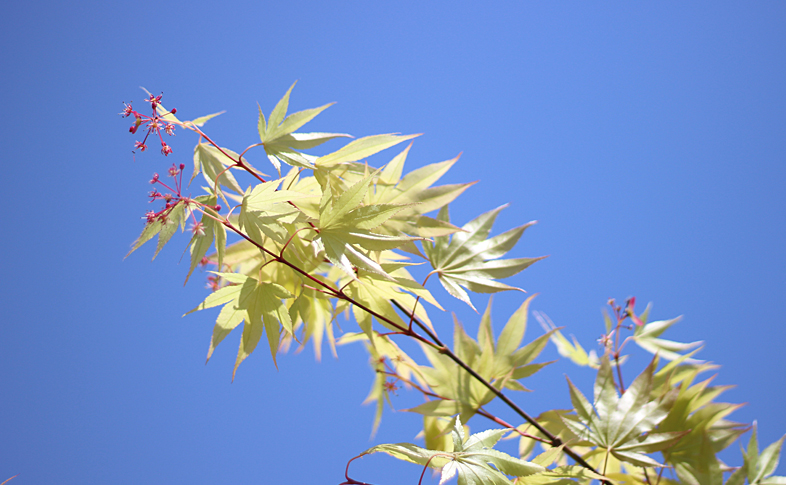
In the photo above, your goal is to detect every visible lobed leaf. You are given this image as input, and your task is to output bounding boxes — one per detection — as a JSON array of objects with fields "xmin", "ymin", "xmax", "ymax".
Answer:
[{"xmin": 424, "ymin": 205, "xmax": 542, "ymax": 310}]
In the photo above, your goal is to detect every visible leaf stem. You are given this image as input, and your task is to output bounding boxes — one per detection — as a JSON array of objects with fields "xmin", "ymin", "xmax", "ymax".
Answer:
[
  {"xmin": 187, "ymin": 125, "xmax": 267, "ymax": 184},
  {"xmin": 613, "ymin": 311, "xmax": 626, "ymax": 394},
  {"xmin": 340, "ymin": 455, "xmax": 376, "ymax": 485}
]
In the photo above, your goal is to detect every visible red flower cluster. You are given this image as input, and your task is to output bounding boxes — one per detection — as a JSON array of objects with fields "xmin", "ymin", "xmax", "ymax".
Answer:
[
  {"xmin": 143, "ymin": 163, "xmax": 187, "ymax": 225},
  {"xmin": 120, "ymin": 93, "xmax": 177, "ymax": 156}
]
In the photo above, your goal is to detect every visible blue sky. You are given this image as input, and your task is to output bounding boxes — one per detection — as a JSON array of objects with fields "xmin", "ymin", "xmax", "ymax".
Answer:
[{"xmin": 1, "ymin": 1, "xmax": 785, "ymax": 483}]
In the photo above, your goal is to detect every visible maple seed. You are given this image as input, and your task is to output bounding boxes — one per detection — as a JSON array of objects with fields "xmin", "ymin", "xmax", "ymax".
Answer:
[{"xmin": 130, "ymin": 116, "xmax": 142, "ymax": 133}]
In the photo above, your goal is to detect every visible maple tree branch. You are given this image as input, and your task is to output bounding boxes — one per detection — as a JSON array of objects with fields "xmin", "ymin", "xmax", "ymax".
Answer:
[
  {"xmin": 186, "ymin": 124, "xmax": 268, "ymax": 185},
  {"xmin": 219, "ymin": 220, "xmax": 439, "ymax": 350},
  {"xmin": 390, "ymin": 299, "xmax": 602, "ymax": 477}
]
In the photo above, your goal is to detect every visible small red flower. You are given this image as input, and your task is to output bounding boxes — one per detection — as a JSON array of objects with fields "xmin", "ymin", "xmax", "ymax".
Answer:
[
  {"xmin": 165, "ymin": 124, "xmax": 175, "ymax": 136},
  {"xmin": 134, "ymin": 141, "xmax": 147, "ymax": 152},
  {"xmin": 383, "ymin": 380, "xmax": 399, "ymax": 394},
  {"xmin": 120, "ymin": 103, "xmax": 134, "ymax": 118},
  {"xmin": 206, "ymin": 275, "xmax": 220, "ymax": 292},
  {"xmin": 161, "ymin": 143, "xmax": 173, "ymax": 156},
  {"xmin": 189, "ymin": 221, "xmax": 206, "ymax": 237},
  {"xmin": 147, "ymin": 93, "xmax": 163, "ymax": 109},
  {"xmin": 626, "ymin": 297, "xmax": 644, "ymax": 326}
]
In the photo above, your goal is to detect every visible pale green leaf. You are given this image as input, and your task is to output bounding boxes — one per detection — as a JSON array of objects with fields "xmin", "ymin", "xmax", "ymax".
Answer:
[
  {"xmin": 495, "ymin": 295, "xmax": 535, "ymax": 359},
  {"xmin": 425, "ymin": 205, "xmax": 542, "ymax": 309},
  {"xmin": 194, "ymin": 143, "xmax": 244, "ymax": 194},
  {"xmin": 267, "ymin": 81, "xmax": 296, "ymax": 137},
  {"xmin": 404, "ymin": 400, "xmax": 464, "ymax": 417},
  {"xmin": 207, "ymin": 298, "xmax": 246, "ymax": 363},
  {"xmin": 154, "ymin": 202, "xmax": 186, "ymax": 259},
  {"xmin": 185, "ymin": 204, "xmax": 216, "ymax": 284},
  {"xmin": 316, "ymin": 134, "xmax": 420, "ymax": 168},
  {"xmin": 271, "ymin": 103, "xmax": 334, "ymax": 139},
  {"xmin": 188, "ymin": 111, "xmax": 225, "ymax": 127},
  {"xmin": 184, "ymin": 282, "xmax": 244, "ymax": 316},
  {"xmin": 126, "ymin": 220, "xmax": 163, "ymax": 258}
]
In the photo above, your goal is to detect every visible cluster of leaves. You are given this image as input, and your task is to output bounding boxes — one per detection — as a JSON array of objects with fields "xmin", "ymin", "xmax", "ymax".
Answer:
[
  {"xmin": 130, "ymin": 82, "xmax": 539, "ymax": 378},
  {"xmin": 125, "ymin": 85, "xmax": 784, "ymax": 485}
]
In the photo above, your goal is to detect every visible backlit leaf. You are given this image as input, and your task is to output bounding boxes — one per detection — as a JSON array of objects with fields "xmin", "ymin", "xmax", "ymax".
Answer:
[
  {"xmin": 316, "ymin": 134, "xmax": 420, "ymax": 168},
  {"xmin": 423, "ymin": 205, "xmax": 543, "ymax": 310}
]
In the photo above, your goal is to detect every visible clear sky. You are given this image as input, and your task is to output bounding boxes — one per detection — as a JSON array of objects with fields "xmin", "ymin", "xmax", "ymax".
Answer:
[{"xmin": 1, "ymin": 1, "xmax": 785, "ymax": 483}]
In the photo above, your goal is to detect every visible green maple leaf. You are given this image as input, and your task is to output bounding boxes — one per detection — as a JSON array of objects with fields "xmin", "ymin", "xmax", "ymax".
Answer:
[
  {"xmin": 368, "ymin": 144, "xmax": 474, "ymax": 238},
  {"xmin": 288, "ymin": 287, "xmax": 337, "ymax": 362},
  {"xmin": 563, "ymin": 355, "xmax": 686, "ymax": 469},
  {"xmin": 184, "ymin": 196, "xmax": 220, "ymax": 284},
  {"xmin": 193, "ymin": 143, "xmax": 246, "ymax": 195},
  {"xmin": 654, "ymin": 360, "xmax": 748, "ymax": 485},
  {"xmin": 632, "ymin": 315, "xmax": 703, "ymax": 362},
  {"xmin": 423, "ymin": 204, "xmax": 544, "ymax": 311},
  {"xmin": 728, "ymin": 422, "xmax": 786, "ymax": 485},
  {"xmin": 238, "ymin": 178, "xmax": 314, "ymax": 245},
  {"xmin": 315, "ymin": 133, "xmax": 420, "ymax": 169},
  {"xmin": 341, "ymin": 261, "xmax": 441, "ymax": 340},
  {"xmin": 183, "ymin": 272, "xmax": 293, "ymax": 379},
  {"xmin": 362, "ymin": 416, "xmax": 544, "ymax": 485},
  {"xmin": 127, "ymin": 195, "xmax": 218, "ymax": 263},
  {"xmin": 258, "ymin": 81, "xmax": 351, "ymax": 172},
  {"xmin": 184, "ymin": 272, "xmax": 250, "ymax": 364},
  {"xmin": 312, "ymin": 172, "xmax": 421, "ymax": 279},
  {"xmin": 521, "ymin": 445, "xmax": 608, "ymax": 484},
  {"xmin": 405, "ymin": 297, "xmax": 554, "ymax": 427},
  {"xmin": 126, "ymin": 200, "xmax": 188, "ymax": 259},
  {"xmin": 235, "ymin": 278, "xmax": 294, "ymax": 377}
]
